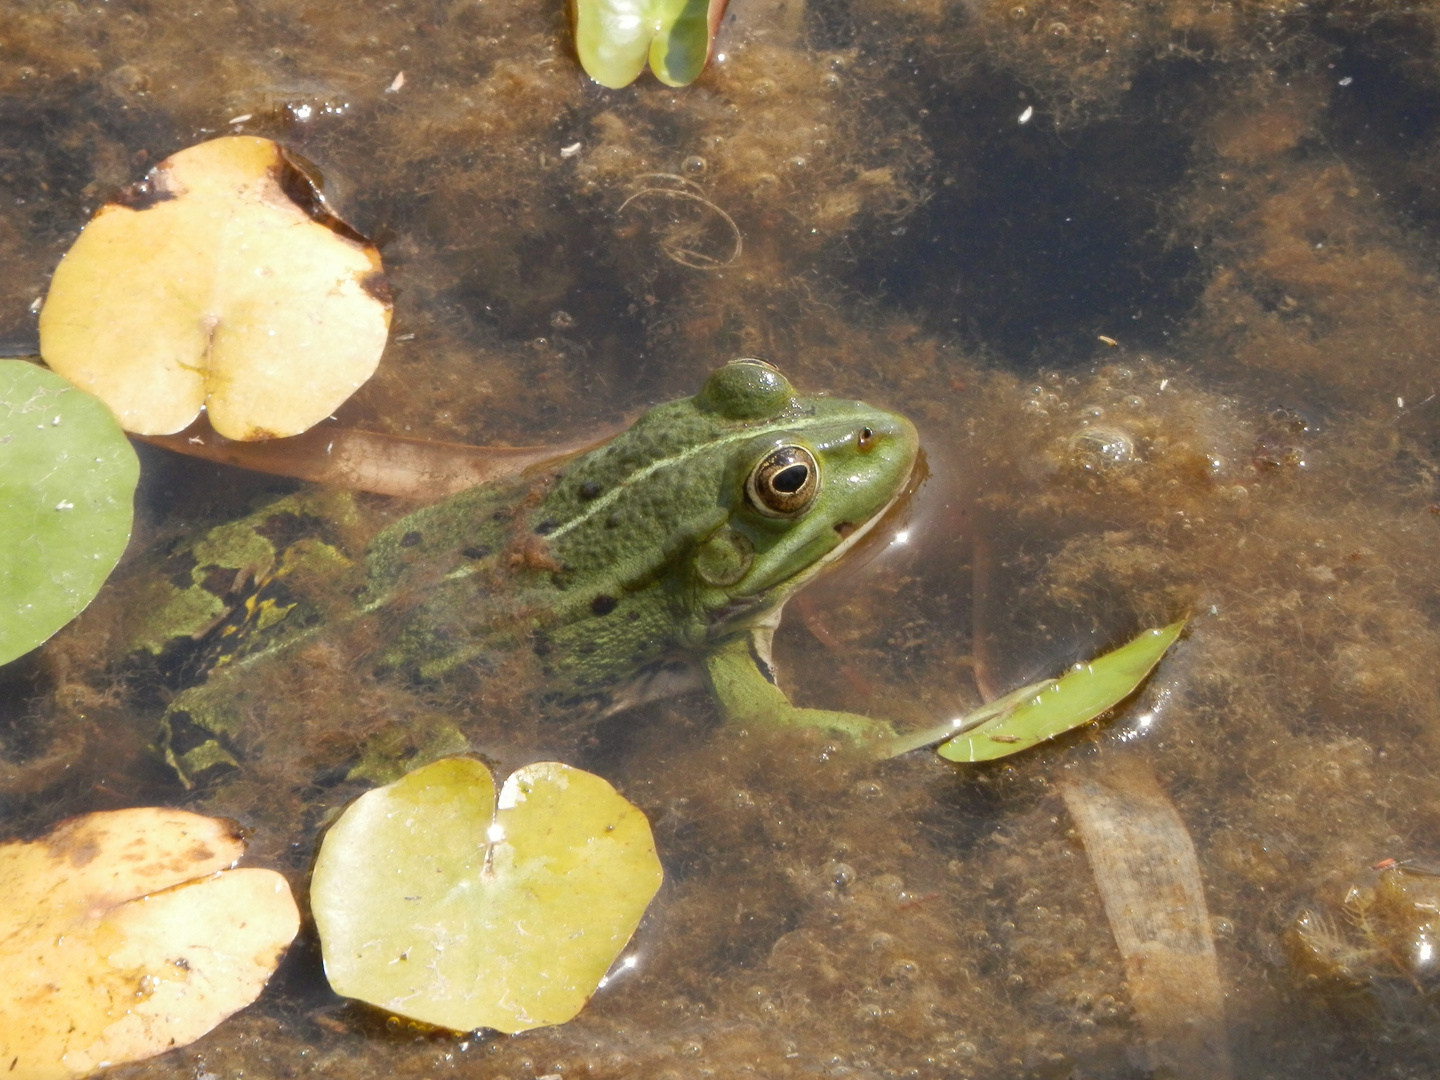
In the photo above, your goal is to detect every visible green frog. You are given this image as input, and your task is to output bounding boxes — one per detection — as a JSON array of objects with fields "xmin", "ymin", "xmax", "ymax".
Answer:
[{"xmin": 123, "ymin": 358, "xmax": 917, "ymax": 791}]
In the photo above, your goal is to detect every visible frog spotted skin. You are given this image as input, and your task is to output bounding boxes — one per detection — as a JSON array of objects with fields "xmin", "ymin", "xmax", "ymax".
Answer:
[{"xmin": 153, "ymin": 359, "xmax": 918, "ymax": 783}]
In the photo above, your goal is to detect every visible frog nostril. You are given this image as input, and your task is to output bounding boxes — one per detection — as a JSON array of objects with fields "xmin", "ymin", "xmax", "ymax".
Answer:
[
  {"xmin": 857, "ymin": 426, "xmax": 875, "ymax": 452},
  {"xmin": 834, "ymin": 522, "xmax": 855, "ymax": 539}
]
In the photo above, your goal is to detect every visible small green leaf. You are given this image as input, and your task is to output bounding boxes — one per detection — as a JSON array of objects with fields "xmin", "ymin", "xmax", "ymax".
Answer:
[
  {"xmin": 574, "ymin": 0, "xmax": 722, "ymax": 88},
  {"xmin": 937, "ymin": 619, "xmax": 1187, "ymax": 763},
  {"xmin": 0, "ymin": 360, "xmax": 138, "ymax": 666},
  {"xmin": 311, "ymin": 757, "xmax": 663, "ymax": 1034}
]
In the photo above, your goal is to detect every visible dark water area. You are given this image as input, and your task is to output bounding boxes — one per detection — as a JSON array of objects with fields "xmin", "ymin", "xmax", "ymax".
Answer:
[
  {"xmin": 846, "ymin": 57, "xmax": 1210, "ymax": 363},
  {"xmin": 5, "ymin": 0, "xmax": 1440, "ymax": 1075}
]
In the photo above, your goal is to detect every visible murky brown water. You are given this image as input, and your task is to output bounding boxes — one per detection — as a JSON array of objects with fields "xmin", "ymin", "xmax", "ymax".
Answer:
[{"xmin": 6, "ymin": 0, "xmax": 1440, "ymax": 1075}]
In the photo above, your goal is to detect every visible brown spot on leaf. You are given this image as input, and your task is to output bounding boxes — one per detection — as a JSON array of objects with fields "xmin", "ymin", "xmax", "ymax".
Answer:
[
  {"xmin": 359, "ymin": 270, "xmax": 393, "ymax": 307},
  {"xmin": 64, "ymin": 838, "xmax": 101, "ymax": 867},
  {"xmin": 272, "ymin": 148, "xmax": 370, "ymax": 246},
  {"xmin": 111, "ymin": 167, "xmax": 179, "ymax": 212}
]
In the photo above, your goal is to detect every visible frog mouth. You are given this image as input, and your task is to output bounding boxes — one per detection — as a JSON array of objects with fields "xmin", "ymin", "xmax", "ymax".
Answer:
[
  {"xmin": 808, "ymin": 482, "xmax": 906, "ymax": 577},
  {"xmin": 825, "ymin": 443, "xmax": 928, "ymax": 569}
]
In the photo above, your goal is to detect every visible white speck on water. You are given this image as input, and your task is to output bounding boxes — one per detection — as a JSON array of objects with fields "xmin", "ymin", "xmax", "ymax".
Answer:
[
  {"xmin": 560, "ymin": 142, "xmax": 582, "ymax": 158},
  {"xmin": 1018, "ymin": 105, "xmax": 1034, "ymax": 124}
]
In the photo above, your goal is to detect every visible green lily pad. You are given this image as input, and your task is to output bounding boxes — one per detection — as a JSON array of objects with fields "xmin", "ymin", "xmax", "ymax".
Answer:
[
  {"xmin": 573, "ymin": 0, "xmax": 723, "ymax": 88},
  {"xmin": 0, "ymin": 360, "xmax": 138, "ymax": 666},
  {"xmin": 937, "ymin": 620, "xmax": 1187, "ymax": 762},
  {"xmin": 311, "ymin": 756, "xmax": 663, "ymax": 1033}
]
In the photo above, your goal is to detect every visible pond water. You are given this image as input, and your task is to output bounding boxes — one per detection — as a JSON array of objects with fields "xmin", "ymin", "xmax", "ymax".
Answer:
[{"xmin": 5, "ymin": 0, "xmax": 1440, "ymax": 1075}]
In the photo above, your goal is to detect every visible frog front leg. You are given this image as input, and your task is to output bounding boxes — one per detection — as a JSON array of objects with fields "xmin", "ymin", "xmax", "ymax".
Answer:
[{"xmin": 703, "ymin": 633, "xmax": 896, "ymax": 745}]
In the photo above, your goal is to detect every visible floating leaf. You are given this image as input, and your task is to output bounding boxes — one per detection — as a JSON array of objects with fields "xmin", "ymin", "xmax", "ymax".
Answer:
[
  {"xmin": 572, "ymin": 0, "xmax": 726, "ymax": 88},
  {"xmin": 312, "ymin": 756, "xmax": 663, "ymax": 1033},
  {"xmin": 39, "ymin": 135, "xmax": 391, "ymax": 440},
  {"xmin": 935, "ymin": 619, "xmax": 1187, "ymax": 762},
  {"xmin": 0, "ymin": 808, "xmax": 300, "ymax": 1080},
  {"xmin": 0, "ymin": 360, "xmax": 138, "ymax": 666}
]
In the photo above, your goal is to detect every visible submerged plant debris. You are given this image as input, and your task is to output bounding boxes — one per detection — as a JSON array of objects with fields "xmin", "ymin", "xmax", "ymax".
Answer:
[
  {"xmin": 1061, "ymin": 762, "xmax": 1232, "ymax": 1078},
  {"xmin": 1286, "ymin": 864, "xmax": 1440, "ymax": 1035},
  {"xmin": 5, "ymin": 0, "xmax": 1440, "ymax": 1077}
]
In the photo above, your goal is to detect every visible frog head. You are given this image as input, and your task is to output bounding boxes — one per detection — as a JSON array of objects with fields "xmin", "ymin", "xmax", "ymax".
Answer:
[
  {"xmin": 684, "ymin": 359, "xmax": 919, "ymax": 641},
  {"xmin": 537, "ymin": 359, "xmax": 918, "ymax": 668}
]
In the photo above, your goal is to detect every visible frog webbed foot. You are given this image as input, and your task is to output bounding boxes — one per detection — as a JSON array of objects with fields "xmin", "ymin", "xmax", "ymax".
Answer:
[
  {"xmin": 159, "ymin": 682, "xmax": 243, "ymax": 789},
  {"xmin": 703, "ymin": 637, "xmax": 895, "ymax": 747},
  {"xmin": 160, "ymin": 712, "xmax": 240, "ymax": 789},
  {"xmin": 767, "ymin": 705, "xmax": 897, "ymax": 742}
]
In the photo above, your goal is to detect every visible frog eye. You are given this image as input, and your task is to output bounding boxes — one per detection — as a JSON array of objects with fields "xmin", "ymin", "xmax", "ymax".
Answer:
[{"xmin": 746, "ymin": 446, "xmax": 819, "ymax": 517}]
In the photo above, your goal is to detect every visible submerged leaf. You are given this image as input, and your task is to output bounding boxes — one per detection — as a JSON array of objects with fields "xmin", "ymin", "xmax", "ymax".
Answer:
[
  {"xmin": 312, "ymin": 756, "xmax": 663, "ymax": 1033},
  {"xmin": 573, "ymin": 0, "xmax": 726, "ymax": 88},
  {"xmin": 0, "ymin": 360, "xmax": 138, "ymax": 665},
  {"xmin": 138, "ymin": 414, "xmax": 623, "ymax": 499},
  {"xmin": 1060, "ymin": 765, "xmax": 1232, "ymax": 1077},
  {"xmin": 0, "ymin": 808, "xmax": 299, "ymax": 1080},
  {"xmin": 39, "ymin": 136, "xmax": 391, "ymax": 440},
  {"xmin": 935, "ymin": 619, "xmax": 1187, "ymax": 762}
]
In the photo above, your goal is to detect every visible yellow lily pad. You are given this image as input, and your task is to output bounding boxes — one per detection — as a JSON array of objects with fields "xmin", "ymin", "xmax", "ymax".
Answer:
[
  {"xmin": 0, "ymin": 808, "xmax": 300, "ymax": 1080},
  {"xmin": 312, "ymin": 757, "xmax": 664, "ymax": 1034},
  {"xmin": 39, "ymin": 135, "xmax": 391, "ymax": 440}
]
